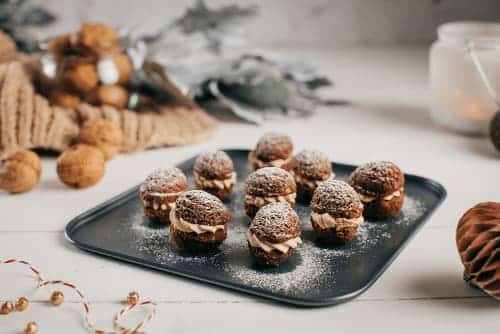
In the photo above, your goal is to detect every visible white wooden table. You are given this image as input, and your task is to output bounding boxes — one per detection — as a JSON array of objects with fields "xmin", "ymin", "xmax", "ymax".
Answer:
[{"xmin": 1, "ymin": 47, "xmax": 499, "ymax": 333}]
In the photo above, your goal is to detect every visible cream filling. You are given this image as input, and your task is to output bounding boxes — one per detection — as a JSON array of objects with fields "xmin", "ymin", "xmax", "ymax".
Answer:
[
  {"xmin": 244, "ymin": 193, "xmax": 296, "ymax": 207},
  {"xmin": 169, "ymin": 205, "xmax": 225, "ymax": 235},
  {"xmin": 141, "ymin": 188, "xmax": 185, "ymax": 211},
  {"xmin": 194, "ymin": 172, "xmax": 236, "ymax": 190},
  {"xmin": 293, "ymin": 172, "xmax": 334, "ymax": 189},
  {"xmin": 249, "ymin": 152, "xmax": 292, "ymax": 168},
  {"xmin": 144, "ymin": 190, "xmax": 184, "ymax": 197},
  {"xmin": 246, "ymin": 231, "xmax": 302, "ymax": 254},
  {"xmin": 311, "ymin": 212, "xmax": 363, "ymax": 230},
  {"xmin": 358, "ymin": 188, "xmax": 404, "ymax": 203},
  {"xmin": 143, "ymin": 199, "xmax": 176, "ymax": 211}
]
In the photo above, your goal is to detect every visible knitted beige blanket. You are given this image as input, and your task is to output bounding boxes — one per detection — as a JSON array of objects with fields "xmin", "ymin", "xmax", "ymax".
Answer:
[{"xmin": 0, "ymin": 61, "xmax": 218, "ymax": 158}]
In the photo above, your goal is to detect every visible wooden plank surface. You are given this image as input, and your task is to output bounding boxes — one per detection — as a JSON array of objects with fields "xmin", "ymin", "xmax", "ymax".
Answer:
[
  {"xmin": 0, "ymin": 228, "xmax": 483, "ymax": 303},
  {"xmin": 2, "ymin": 298, "xmax": 498, "ymax": 334}
]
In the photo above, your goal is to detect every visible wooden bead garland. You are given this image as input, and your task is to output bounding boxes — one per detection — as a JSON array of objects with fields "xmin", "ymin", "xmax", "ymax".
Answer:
[
  {"xmin": 0, "ymin": 301, "xmax": 13, "ymax": 314},
  {"xmin": 50, "ymin": 291, "xmax": 64, "ymax": 306},
  {"xmin": 15, "ymin": 296, "xmax": 29, "ymax": 311},
  {"xmin": 24, "ymin": 321, "xmax": 38, "ymax": 334},
  {"xmin": 1, "ymin": 258, "xmax": 157, "ymax": 333},
  {"xmin": 126, "ymin": 291, "xmax": 140, "ymax": 305}
]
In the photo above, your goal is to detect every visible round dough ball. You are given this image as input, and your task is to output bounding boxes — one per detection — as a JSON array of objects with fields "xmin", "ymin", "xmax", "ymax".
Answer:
[
  {"xmin": 0, "ymin": 150, "xmax": 41, "ymax": 193},
  {"xmin": 79, "ymin": 22, "xmax": 120, "ymax": 54},
  {"xmin": 57, "ymin": 145, "xmax": 105, "ymax": 188},
  {"xmin": 59, "ymin": 59, "xmax": 98, "ymax": 93},
  {"xmin": 77, "ymin": 119, "xmax": 123, "ymax": 160},
  {"xmin": 96, "ymin": 85, "xmax": 129, "ymax": 109},
  {"xmin": 50, "ymin": 90, "xmax": 81, "ymax": 109}
]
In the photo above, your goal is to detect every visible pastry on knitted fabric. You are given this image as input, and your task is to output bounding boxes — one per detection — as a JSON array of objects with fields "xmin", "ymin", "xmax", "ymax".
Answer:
[
  {"xmin": 77, "ymin": 118, "xmax": 123, "ymax": 160},
  {"xmin": 0, "ymin": 60, "xmax": 217, "ymax": 157},
  {"xmin": 75, "ymin": 103, "xmax": 217, "ymax": 152}
]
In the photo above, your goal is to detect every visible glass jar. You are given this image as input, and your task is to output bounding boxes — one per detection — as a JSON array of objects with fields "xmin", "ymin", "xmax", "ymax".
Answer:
[{"xmin": 430, "ymin": 22, "xmax": 500, "ymax": 136}]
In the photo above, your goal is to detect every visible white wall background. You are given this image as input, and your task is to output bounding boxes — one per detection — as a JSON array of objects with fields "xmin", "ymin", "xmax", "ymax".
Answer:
[{"xmin": 38, "ymin": 0, "xmax": 500, "ymax": 47}]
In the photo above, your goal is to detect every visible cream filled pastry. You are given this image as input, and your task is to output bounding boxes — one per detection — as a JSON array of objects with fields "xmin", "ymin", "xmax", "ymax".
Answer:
[
  {"xmin": 349, "ymin": 161, "xmax": 405, "ymax": 220},
  {"xmin": 140, "ymin": 167, "xmax": 188, "ymax": 223},
  {"xmin": 169, "ymin": 190, "xmax": 231, "ymax": 251},
  {"xmin": 310, "ymin": 180, "xmax": 364, "ymax": 245},
  {"xmin": 244, "ymin": 167, "xmax": 297, "ymax": 218},
  {"xmin": 247, "ymin": 202, "xmax": 302, "ymax": 266},
  {"xmin": 169, "ymin": 205, "xmax": 225, "ymax": 234},
  {"xmin": 291, "ymin": 150, "xmax": 334, "ymax": 201},
  {"xmin": 193, "ymin": 151, "xmax": 236, "ymax": 200},
  {"xmin": 249, "ymin": 132, "xmax": 293, "ymax": 171}
]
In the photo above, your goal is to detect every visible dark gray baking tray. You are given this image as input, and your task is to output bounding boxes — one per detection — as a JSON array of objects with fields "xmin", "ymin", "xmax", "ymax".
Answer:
[{"xmin": 65, "ymin": 149, "xmax": 446, "ymax": 307}]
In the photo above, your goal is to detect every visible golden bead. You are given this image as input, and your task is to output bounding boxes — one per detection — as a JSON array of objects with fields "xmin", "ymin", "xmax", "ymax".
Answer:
[
  {"xmin": 15, "ymin": 296, "xmax": 29, "ymax": 312},
  {"xmin": 126, "ymin": 291, "xmax": 140, "ymax": 305},
  {"xmin": 0, "ymin": 301, "xmax": 13, "ymax": 315},
  {"xmin": 24, "ymin": 321, "xmax": 38, "ymax": 334},
  {"xmin": 50, "ymin": 291, "xmax": 64, "ymax": 306}
]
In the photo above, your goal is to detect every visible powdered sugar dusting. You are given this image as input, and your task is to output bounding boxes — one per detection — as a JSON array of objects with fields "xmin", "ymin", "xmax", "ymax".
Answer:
[
  {"xmin": 127, "ymin": 193, "xmax": 427, "ymax": 296},
  {"xmin": 292, "ymin": 149, "xmax": 332, "ymax": 179},
  {"xmin": 141, "ymin": 167, "xmax": 187, "ymax": 192},
  {"xmin": 348, "ymin": 161, "xmax": 404, "ymax": 196},
  {"xmin": 245, "ymin": 167, "xmax": 296, "ymax": 195},
  {"xmin": 248, "ymin": 166, "xmax": 293, "ymax": 181},
  {"xmin": 250, "ymin": 202, "xmax": 300, "ymax": 242},
  {"xmin": 194, "ymin": 151, "xmax": 234, "ymax": 178},
  {"xmin": 311, "ymin": 180, "xmax": 363, "ymax": 216},
  {"xmin": 254, "ymin": 132, "xmax": 293, "ymax": 158},
  {"xmin": 72, "ymin": 150, "xmax": 443, "ymax": 304}
]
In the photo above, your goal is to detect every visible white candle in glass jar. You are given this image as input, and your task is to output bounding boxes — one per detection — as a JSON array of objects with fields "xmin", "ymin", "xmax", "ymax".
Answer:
[{"xmin": 430, "ymin": 21, "xmax": 500, "ymax": 136}]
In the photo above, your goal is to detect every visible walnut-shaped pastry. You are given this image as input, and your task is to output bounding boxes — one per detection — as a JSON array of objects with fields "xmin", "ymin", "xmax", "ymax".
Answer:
[
  {"xmin": 0, "ymin": 150, "xmax": 41, "ymax": 193},
  {"xmin": 77, "ymin": 119, "xmax": 123, "ymax": 160},
  {"xmin": 56, "ymin": 144, "xmax": 105, "ymax": 188}
]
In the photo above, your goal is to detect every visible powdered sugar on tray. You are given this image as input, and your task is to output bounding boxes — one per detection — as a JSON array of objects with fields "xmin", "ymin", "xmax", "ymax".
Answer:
[
  {"xmin": 127, "ymin": 194, "xmax": 427, "ymax": 295},
  {"xmin": 225, "ymin": 239, "xmax": 333, "ymax": 293},
  {"xmin": 396, "ymin": 195, "xmax": 426, "ymax": 225}
]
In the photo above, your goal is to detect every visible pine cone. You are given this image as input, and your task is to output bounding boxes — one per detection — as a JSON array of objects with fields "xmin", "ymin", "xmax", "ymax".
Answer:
[{"xmin": 456, "ymin": 202, "xmax": 500, "ymax": 300}]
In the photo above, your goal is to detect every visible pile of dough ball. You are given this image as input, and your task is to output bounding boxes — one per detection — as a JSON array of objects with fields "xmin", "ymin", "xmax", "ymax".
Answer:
[
  {"xmin": 57, "ymin": 119, "xmax": 122, "ymax": 188},
  {"xmin": 40, "ymin": 22, "xmax": 133, "ymax": 110},
  {"xmin": 0, "ymin": 119, "xmax": 123, "ymax": 194}
]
